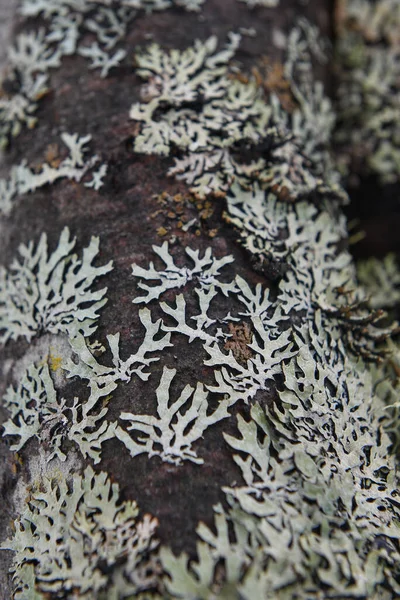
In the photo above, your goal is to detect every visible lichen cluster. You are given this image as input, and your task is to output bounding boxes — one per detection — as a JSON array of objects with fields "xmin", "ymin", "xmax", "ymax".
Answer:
[
  {"xmin": 0, "ymin": 0, "xmax": 207, "ymax": 146},
  {"xmin": 1, "ymin": 466, "xmax": 160, "ymax": 599},
  {"xmin": 357, "ymin": 253, "xmax": 400, "ymax": 310},
  {"xmin": 130, "ymin": 20, "xmax": 346, "ymax": 202},
  {"xmin": 335, "ymin": 0, "xmax": 400, "ymax": 183},
  {"xmin": 0, "ymin": 133, "xmax": 106, "ymax": 216},
  {"xmin": 0, "ymin": 226, "xmax": 112, "ymax": 343},
  {"xmin": 1, "ymin": 1, "xmax": 400, "ymax": 599},
  {"xmin": 2, "ymin": 192, "xmax": 399, "ymax": 597}
]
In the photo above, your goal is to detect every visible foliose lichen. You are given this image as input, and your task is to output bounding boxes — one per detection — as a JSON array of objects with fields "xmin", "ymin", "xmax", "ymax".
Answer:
[
  {"xmin": 357, "ymin": 253, "xmax": 400, "ymax": 310},
  {"xmin": 130, "ymin": 21, "xmax": 347, "ymax": 202},
  {"xmin": 0, "ymin": 226, "xmax": 113, "ymax": 344},
  {"xmin": 0, "ymin": 0, "xmax": 208, "ymax": 146},
  {"xmin": 335, "ymin": 0, "xmax": 400, "ymax": 183},
  {"xmin": 2, "ymin": 4, "xmax": 400, "ymax": 600},
  {"xmin": 1, "ymin": 465, "xmax": 160, "ymax": 599},
  {"xmin": 0, "ymin": 133, "xmax": 105, "ymax": 217}
]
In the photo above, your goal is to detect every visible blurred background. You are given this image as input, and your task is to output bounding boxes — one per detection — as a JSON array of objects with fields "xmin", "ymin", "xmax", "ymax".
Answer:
[{"xmin": 0, "ymin": 2, "xmax": 17, "ymax": 72}]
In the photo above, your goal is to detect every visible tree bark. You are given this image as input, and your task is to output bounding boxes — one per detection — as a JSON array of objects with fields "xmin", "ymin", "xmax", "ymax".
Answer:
[{"xmin": 1, "ymin": 1, "xmax": 399, "ymax": 599}]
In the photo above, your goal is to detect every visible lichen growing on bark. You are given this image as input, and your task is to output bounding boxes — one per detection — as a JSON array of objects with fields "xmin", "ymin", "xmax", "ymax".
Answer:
[
  {"xmin": 1, "ymin": 2, "xmax": 400, "ymax": 599},
  {"xmin": 1, "ymin": 466, "xmax": 160, "ymax": 599},
  {"xmin": 357, "ymin": 253, "xmax": 400, "ymax": 310},
  {"xmin": 130, "ymin": 22, "xmax": 346, "ymax": 202},
  {"xmin": 0, "ymin": 0, "xmax": 208, "ymax": 146},
  {"xmin": 335, "ymin": 0, "xmax": 400, "ymax": 183},
  {"xmin": 0, "ymin": 227, "xmax": 113, "ymax": 343},
  {"xmin": 0, "ymin": 133, "xmax": 104, "ymax": 217}
]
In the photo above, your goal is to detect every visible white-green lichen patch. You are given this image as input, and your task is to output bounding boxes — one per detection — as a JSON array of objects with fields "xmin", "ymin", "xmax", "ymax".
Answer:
[
  {"xmin": 0, "ymin": 0, "xmax": 208, "ymax": 146},
  {"xmin": 117, "ymin": 365, "xmax": 231, "ymax": 465},
  {"xmin": 238, "ymin": 0, "xmax": 278, "ymax": 6},
  {"xmin": 335, "ymin": 0, "xmax": 400, "ymax": 183},
  {"xmin": 226, "ymin": 182, "xmax": 397, "ymax": 361},
  {"xmin": 1, "ymin": 359, "xmax": 120, "ymax": 462},
  {"xmin": 131, "ymin": 22, "xmax": 346, "ymax": 202},
  {"xmin": 0, "ymin": 227, "xmax": 113, "ymax": 344},
  {"xmin": 1, "ymin": 466, "xmax": 160, "ymax": 600},
  {"xmin": 2, "ymin": 363, "xmax": 64, "ymax": 456},
  {"xmin": 161, "ymin": 366, "xmax": 400, "ymax": 599},
  {"xmin": 2, "ymin": 6, "xmax": 400, "ymax": 600},
  {"xmin": 151, "ymin": 187, "xmax": 400, "ymax": 597},
  {"xmin": 1, "ymin": 304, "xmax": 174, "ymax": 462},
  {"xmin": 357, "ymin": 253, "xmax": 400, "ymax": 310},
  {"xmin": 0, "ymin": 133, "xmax": 105, "ymax": 217},
  {"xmin": 132, "ymin": 241, "xmax": 235, "ymax": 303},
  {"xmin": 0, "ymin": 29, "xmax": 61, "ymax": 148}
]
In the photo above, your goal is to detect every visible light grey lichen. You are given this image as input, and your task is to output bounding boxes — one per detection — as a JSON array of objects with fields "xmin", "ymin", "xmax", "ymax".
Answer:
[
  {"xmin": 2, "ymin": 363, "xmax": 62, "ymax": 455},
  {"xmin": 117, "ymin": 366, "xmax": 230, "ymax": 465},
  {"xmin": 1, "ymin": 0, "xmax": 206, "ymax": 146},
  {"xmin": 0, "ymin": 30, "xmax": 60, "ymax": 147},
  {"xmin": 0, "ymin": 133, "xmax": 105, "ymax": 217},
  {"xmin": 18, "ymin": 0, "xmax": 134, "ymax": 74},
  {"xmin": 238, "ymin": 0, "xmax": 278, "ymax": 6},
  {"xmin": 1, "ymin": 306, "xmax": 174, "ymax": 463},
  {"xmin": 335, "ymin": 0, "xmax": 400, "ymax": 183},
  {"xmin": 357, "ymin": 253, "xmax": 400, "ymax": 310},
  {"xmin": 1, "ymin": 358, "xmax": 119, "ymax": 463},
  {"xmin": 2, "ymin": 8, "xmax": 400, "ymax": 600},
  {"xmin": 132, "ymin": 241, "xmax": 235, "ymax": 303},
  {"xmin": 1, "ymin": 466, "xmax": 160, "ymax": 599},
  {"xmin": 161, "ymin": 359, "xmax": 400, "ymax": 599},
  {"xmin": 77, "ymin": 43, "xmax": 127, "ymax": 77},
  {"xmin": 131, "ymin": 23, "xmax": 346, "ymax": 202},
  {"xmin": 205, "ymin": 320, "xmax": 295, "ymax": 405},
  {"xmin": 0, "ymin": 227, "xmax": 113, "ymax": 344},
  {"xmin": 64, "ymin": 307, "xmax": 172, "ymax": 387},
  {"xmin": 127, "ymin": 0, "xmax": 205, "ymax": 9},
  {"xmin": 156, "ymin": 216, "xmax": 400, "ymax": 596},
  {"xmin": 226, "ymin": 181, "xmax": 397, "ymax": 361},
  {"xmin": 144, "ymin": 41, "xmax": 400, "ymax": 591},
  {"xmin": 21, "ymin": 0, "xmax": 205, "ymax": 15}
]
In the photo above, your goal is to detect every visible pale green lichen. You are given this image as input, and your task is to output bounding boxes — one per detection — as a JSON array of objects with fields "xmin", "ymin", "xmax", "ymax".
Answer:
[
  {"xmin": 357, "ymin": 253, "xmax": 400, "ymax": 310},
  {"xmin": 226, "ymin": 181, "xmax": 397, "ymax": 361},
  {"xmin": 2, "ymin": 10, "xmax": 400, "ymax": 600},
  {"xmin": 238, "ymin": 0, "xmax": 278, "ymax": 6},
  {"xmin": 0, "ymin": 30, "xmax": 60, "ymax": 147},
  {"xmin": 338, "ymin": 0, "xmax": 400, "ymax": 45},
  {"xmin": 1, "ymin": 0, "xmax": 206, "ymax": 146},
  {"xmin": 78, "ymin": 43, "xmax": 126, "ymax": 77},
  {"xmin": 1, "ymin": 466, "xmax": 160, "ymax": 599},
  {"xmin": 1, "ymin": 307, "xmax": 173, "ymax": 463},
  {"xmin": 2, "ymin": 363, "xmax": 62, "ymax": 455},
  {"xmin": 161, "ymin": 323, "xmax": 400, "ymax": 598},
  {"xmin": 117, "ymin": 366, "xmax": 231, "ymax": 465},
  {"xmin": 0, "ymin": 227, "xmax": 113, "ymax": 344},
  {"xmin": 131, "ymin": 24, "xmax": 346, "ymax": 202},
  {"xmin": 205, "ymin": 320, "xmax": 295, "ymax": 405},
  {"xmin": 132, "ymin": 241, "xmax": 235, "ymax": 303},
  {"xmin": 0, "ymin": 133, "xmax": 105, "ymax": 217},
  {"xmin": 64, "ymin": 307, "xmax": 172, "ymax": 387},
  {"xmin": 20, "ymin": 0, "xmax": 204, "ymax": 15},
  {"xmin": 335, "ymin": 0, "xmax": 400, "ymax": 183},
  {"xmin": 1, "ymin": 359, "xmax": 119, "ymax": 463},
  {"xmin": 139, "ymin": 34, "xmax": 400, "ymax": 589}
]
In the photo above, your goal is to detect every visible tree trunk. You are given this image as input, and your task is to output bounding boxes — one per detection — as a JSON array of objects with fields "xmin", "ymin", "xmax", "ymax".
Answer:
[{"xmin": 1, "ymin": 1, "xmax": 400, "ymax": 599}]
